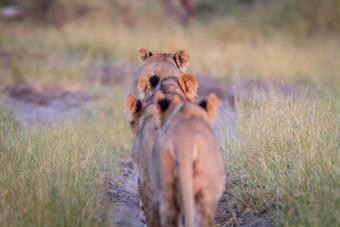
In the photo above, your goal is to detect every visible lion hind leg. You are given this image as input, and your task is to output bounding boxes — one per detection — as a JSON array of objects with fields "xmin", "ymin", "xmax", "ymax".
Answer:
[
  {"xmin": 159, "ymin": 151, "xmax": 181, "ymax": 227},
  {"xmin": 196, "ymin": 190, "xmax": 217, "ymax": 227}
]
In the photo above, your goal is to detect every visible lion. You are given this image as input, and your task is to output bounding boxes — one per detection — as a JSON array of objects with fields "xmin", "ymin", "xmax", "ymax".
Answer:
[
  {"xmin": 125, "ymin": 71, "xmax": 197, "ymax": 136},
  {"xmin": 148, "ymin": 92, "xmax": 226, "ymax": 227},
  {"xmin": 125, "ymin": 72, "xmax": 198, "ymax": 225},
  {"xmin": 126, "ymin": 48, "xmax": 190, "ymax": 101},
  {"xmin": 125, "ymin": 49, "xmax": 190, "ymax": 132}
]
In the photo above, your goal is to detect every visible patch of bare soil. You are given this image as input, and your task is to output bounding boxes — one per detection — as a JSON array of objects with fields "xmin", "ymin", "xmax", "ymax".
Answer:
[
  {"xmin": 5, "ymin": 83, "xmax": 91, "ymax": 124},
  {"xmin": 0, "ymin": 49, "xmax": 45, "ymax": 64},
  {"xmin": 196, "ymin": 76, "xmax": 302, "ymax": 107},
  {"xmin": 104, "ymin": 160, "xmax": 145, "ymax": 227},
  {"xmin": 0, "ymin": 6, "xmax": 24, "ymax": 21},
  {"xmin": 86, "ymin": 61, "xmax": 137, "ymax": 85}
]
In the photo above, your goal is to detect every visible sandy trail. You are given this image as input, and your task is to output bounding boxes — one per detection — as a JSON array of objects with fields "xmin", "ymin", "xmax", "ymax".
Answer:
[{"xmin": 5, "ymin": 83, "xmax": 91, "ymax": 124}]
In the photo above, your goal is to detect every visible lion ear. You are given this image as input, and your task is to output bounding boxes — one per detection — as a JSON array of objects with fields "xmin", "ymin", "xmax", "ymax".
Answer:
[
  {"xmin": 139, "ymin": 48, "xmax": 153, "ymax": 62},
  {"xmin": 138, "ymin": 78, "xmax": 149, "ymax": 98},
  {"xmin": 199, "ymin": 93, "xmax": 218, "ymax": 122},
  {"xmin": 126, "ymin": 94, "xmax": 145, "ymax": 136},
  {"xmin": 179, "ymin": 73, "xmax": 198, "ymax": 103},
  {"xmin": 126, "ymin": 94, "xmax": 142, "ymax": 113},
  {"xmin": 154, "ymin": 91, "xmax": 170, "ymax": 118},
  {"xmin": 174, "ymin": 50, "xmax": 189, "ymax": 72}
]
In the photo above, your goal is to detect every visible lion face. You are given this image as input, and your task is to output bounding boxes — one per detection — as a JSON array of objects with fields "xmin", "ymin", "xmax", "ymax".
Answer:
[
  {"xmin": 128, "ymin": 72, "xmax": 198, "ymax": 135},
  {"xmin": 139, "ymin": 48, "xmax": 189, "ymax": 73},
  {"xmin": 125, "ymin": 48, "xmax": 191, "ymax": 133}
]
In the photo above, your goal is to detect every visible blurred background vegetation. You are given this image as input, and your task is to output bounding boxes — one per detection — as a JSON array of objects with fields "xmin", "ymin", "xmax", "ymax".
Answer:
[
  {"xmin": 1, "ymin": 0, "xmax": 339, "ymax": 86},
  {"xmin": 1, "ymin": 0, "xmax": 339, "ymax": 33}
]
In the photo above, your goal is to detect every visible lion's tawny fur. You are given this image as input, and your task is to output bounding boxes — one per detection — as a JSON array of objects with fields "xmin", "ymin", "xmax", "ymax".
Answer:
[
  {"xmin": 149, "ymin": 95, "xmax": 225, "ymax": 227},
  {"xmin": 124, "ymin": 49, "xmax": 190, "ymax": 134},
  {"xmin": 126, "ymin": 74, "xmax": 198, "ymax": 225}
]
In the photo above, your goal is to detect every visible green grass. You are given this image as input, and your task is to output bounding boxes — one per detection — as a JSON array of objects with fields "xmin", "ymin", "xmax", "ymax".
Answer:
[
  {"xmin": 0, "ymin": 89, "xmax": 132, "ymax": 226},
  {"xmin": 223, "ymin": 92, "xmax": 340, "ymax": 226},
  {"xmin": 0, "ymin": 0, "xmax": 339, "ymax": 226}
]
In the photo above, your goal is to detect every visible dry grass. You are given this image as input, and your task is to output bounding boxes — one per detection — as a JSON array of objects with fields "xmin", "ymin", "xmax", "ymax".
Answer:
[
  {"xmin": 223, "ymin": 92, "xmax": 340, "ymax": 226},
  {"xmin": 0, "ymin": 0, "xmax": 339, "ymax": 226},
  {"xmin": 0, "ymin": 88, "xmax": 132, "ymax": 226},
  {"xmin": 1, "ymin": 19, "xmax": 339, "ymax": 88}
]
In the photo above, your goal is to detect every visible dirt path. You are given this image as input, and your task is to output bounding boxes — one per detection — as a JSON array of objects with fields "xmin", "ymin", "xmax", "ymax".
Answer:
[
  {"xmin": 104, "ymin": 160, "xmax": 145, "ymax": 227},
  {"xmin": 4, "ymin": 83, "xmax": 92, "ymax": 125},
  {"xmin": 104, "ymin": 160, "xmax": 275, "ymax": 226}
]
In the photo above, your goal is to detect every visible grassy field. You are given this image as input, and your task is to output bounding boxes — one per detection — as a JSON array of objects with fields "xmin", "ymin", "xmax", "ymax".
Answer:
[
  {"xmin": 0, "ymin": 0, "xmax": 339, "ymax": 226},
  {"xmin": 223, "ymin": 93, "xmax": 340, "ymax": 226},
  {"xmin": 0, "ymin": 87, "xmax": 132, "ymax": 226}
]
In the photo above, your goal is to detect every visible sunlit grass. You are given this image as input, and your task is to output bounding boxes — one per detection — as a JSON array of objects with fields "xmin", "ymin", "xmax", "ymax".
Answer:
[
  {"xmin": 223, "ymin": 92, "xmax": 340, "ymax": 226},
  {"xmin": 0, "ymin": 89, "xmax": 132, "ymax": 226}
]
